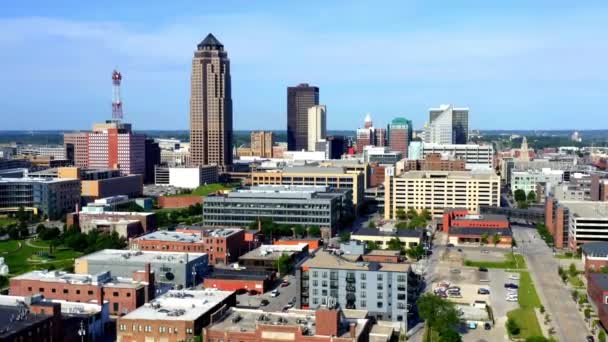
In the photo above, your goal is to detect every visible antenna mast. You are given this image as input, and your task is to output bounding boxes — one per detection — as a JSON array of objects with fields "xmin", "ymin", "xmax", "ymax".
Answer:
[{"xmin": 112, "ymin": 69, "xmax": 123, "ymax": 121}]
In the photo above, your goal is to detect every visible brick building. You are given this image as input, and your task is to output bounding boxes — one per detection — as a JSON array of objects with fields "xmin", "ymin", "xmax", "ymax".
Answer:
[
  {"xmin": 587, "ymin": 273, "xmax": 608, "ymax": 330},
  {"xmin": 157, "ymin": 195, "xmax": 203, "ymax": 209},
  {"xmin": 273, "ymin": 238, "xmax": 322, "ymax": 251},
  {"xmin": 0, "ymin": 296, "xmax": 63, "ymax": 341},
  {"xmin": 239, "ymin": 243, "xmax": 309, "ymax": 273},
  {"xmin": 204, "ymin": 306, "xmax": 373, "ymax": 342},
  {"xmin": 116, "ymin": 289, "xmax": 236, "ymax": 342},
  {"xmin": 442, "ymin": 209, "xmax": 512, "ymax": 247},
  {"xmin": 545, "ymin": 198, "xmax": 608, "ymax": 250},
  {"xmin": 67, "ymin": 208, "xmax": 156, "ymax": 238},
  {"xmin": 130, "ymin": 227, "xmax": 245, "ymax": 265},
  {"xmin": 10, "ymin": 268, "xmax": 154, "ymax": 316},
  {"xmin": 582, "ymin": 242, "xmax": 608, "ymax": 273},
  {"xmin": 398, "ymin": 153, "xmax": 466, "ymax": 173},
  {"xmin": 203, "ymin": 268, "xmax": 273, "ymax": 293}
]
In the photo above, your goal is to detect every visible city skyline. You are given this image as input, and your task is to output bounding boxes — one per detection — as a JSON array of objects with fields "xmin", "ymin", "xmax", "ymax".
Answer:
[{"xmin": 1, "ymin": 1, "xmax": 607, "ymax": 131}]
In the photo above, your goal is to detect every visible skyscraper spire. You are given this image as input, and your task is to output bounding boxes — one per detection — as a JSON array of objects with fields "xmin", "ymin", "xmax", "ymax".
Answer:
[{"xmin": 111, "ymin": 69, "xmax": 123, "ymax": 121}]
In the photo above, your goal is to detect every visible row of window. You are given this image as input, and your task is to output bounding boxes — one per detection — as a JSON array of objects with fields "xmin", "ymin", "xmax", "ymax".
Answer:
[{"xmin": 118, "ymin": 324, "xmax": 194, "ymax": 334}]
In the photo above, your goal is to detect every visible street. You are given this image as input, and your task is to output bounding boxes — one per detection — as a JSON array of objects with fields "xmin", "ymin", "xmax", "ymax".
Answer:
[{"xmin": 511, "ymin": 225, "xmax": 589, "ymax": 342}]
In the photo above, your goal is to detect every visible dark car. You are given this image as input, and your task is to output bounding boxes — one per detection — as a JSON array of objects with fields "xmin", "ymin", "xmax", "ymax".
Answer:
[
  {"xmin": 478, "ymin": 267, "xmax": 489, "ymax": 272},
  {"xmin": 586, "ymin": 336, "xmax": 595, "ymax": 342},
  {"xmin": 447, "ymin": 243, "xmax": 455, "ymax": 248},
  {"xmin": 478, "ymin": 288, "xmax": 490, "ymax": 295},
  {"xmin": 484, "ymin": 322, "xmax": 491, "ymax": 330},
  {"xmin": 260, "ymin": 299, "xmax": 269, "ymax": 306},
  {"xmin": 504, "ymin": 283, "xmax": 519, "ymax": 289}
]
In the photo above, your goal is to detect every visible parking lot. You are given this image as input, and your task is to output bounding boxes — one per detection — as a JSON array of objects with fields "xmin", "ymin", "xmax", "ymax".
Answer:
[
  {"xmin": 433, "ymin": 247, "xmax": 520, "ymax": 341},
  {"xmin": 235, "ymin": 274, "xmax": 298, "ymax": 312}
]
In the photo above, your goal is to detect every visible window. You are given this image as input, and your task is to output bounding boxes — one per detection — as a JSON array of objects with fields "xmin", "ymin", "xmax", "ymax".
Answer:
[
  {"xmin": 377, "ymin": 302, "xmax": 383, "ymax": 308},
  {"xmin": 313, "ymin": 289, "xmax": 318, "ymax": 295},
  {"xmin": 361, "ymin": 282, "xmax": 366, "ymax": 289},
  {"xmin": 377, "ymin": 293, "xmax": 383, "ymax": 299},
  {"xmin": 76, "ymin": 290, "xmax": 80, "ymax": 295},
  {"xmin": 113, "ymin": 292, "xmax": 119, "ymax": 297},
  {"xmin": 119, "ymin": 324, "xmax": 126, "ymax": 331},
  {"xmin": 39, "ymin": 288, "xmax": 44, "ymax": 292},
  {"xmin": 312, "ymin": 280, "xmax": 318, "ymax": 286},
  {"xmin": 312, "ymin": 271, "xmax": 318, "ymax": 277},
  {"xmin": 313, "ymin": 298, "xmax": 319, "ymax": 305},
  {"xmin": 377, "ymin": 274, "xmax": 383, "ymax": 281},
  {"xmin": 88, "ymin": 290, "xmax": 94, "ymax": 295},
  {"xmin": 186, "ymin": 328, "xmax": 194, "ymax": 334},
  {"xmin": 51, "ymin": 288, "xmax": 56, "ymax": 293},
  {"xmin": 63, "ymin": 289, "xmax": 69, "ymax": 294},
  {"xmin": 127, "ymin": 292, "xmax": 131, "ymax": 297},
  {"xmin": 27, "ymin": 287, "xmax": 32, "ymax": 291},
  {"xmin": 322, "ymin": 272, "xmax": 328, "ymax": 278},
  {"xmin": 113, "ymin": 303, "xmax": 119, "ymax": 312},
  {"xmin": 360, "ymin": 273, "xmax": 366, "ymax": 280},
  {"xmin": 360, "ymin": 301, "xmax": 366, "ymax": 308},
  {"xmin": 145, "ymin": 325, "xmax": 152, "ymax": 332}
]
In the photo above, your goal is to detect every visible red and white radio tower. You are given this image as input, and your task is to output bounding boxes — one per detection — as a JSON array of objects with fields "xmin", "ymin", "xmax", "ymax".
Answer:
[{"xmin": 112, "ymin": 69, "xmax": 123, "ymax": 121}]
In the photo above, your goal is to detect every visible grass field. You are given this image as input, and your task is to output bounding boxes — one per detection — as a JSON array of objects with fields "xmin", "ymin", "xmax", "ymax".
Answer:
[
  {"xmin": 166, "ymin": 183, "xmax": 237, "ymax": 197},
  {"xmin": 464, "ymin": 253, "xmax": 527, "ymax": 269},
  {"xmin": 0, "ymin": 238, "xmax": 82, "ymax": 276},
  {"xmin": 0, "ymin": 216, "xmax": 17, "ymax": 228},
  {"xmin": 569, "ymin": 274, "xmax": 584, "ymax": 288},
  {"xmin": 506, "ymin": 271, "xmax": 543, "ymax": 339}
]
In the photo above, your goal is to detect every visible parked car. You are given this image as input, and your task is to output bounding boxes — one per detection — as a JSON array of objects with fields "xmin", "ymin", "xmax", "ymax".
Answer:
[
  {"xmin": 481, "ymin": 250, "xmax": 489, "ymax": 254},
  {"xmin": 270, "ymin": 289, "xmax": 280, "ymax": 297},
  {"xmin": 450, "ymin": 268, "xmax": 461, "ymax": 274},
  {"xmin": 509, "ymin": 274, "xmax": 520, "ymax": 280},
  {"xmin": 448, "ymin": 286, "xmax": 461, "ymax": 291},
  {"xmin": 457, "ymin": 248, "xmax": 463, "ymax": 252},
  {"xmin": 506, "ymin": 297, "xmax": 518, "ymax": 302},
  {"xmin": 478, "ymin": 288, "xmax": 490, "ymax": 295},
  {"xmin": 290, "ymin": 296, "xmax": 296, "ymax": 305},
  {"xmin": 447, "ymin": 243, "xmax": 455, "ymax": 248},
  {"xmin": 587, "ymin": 336, "xmax": 595, "ymax": 342},
  {"xmin": 260, "ymin": 299, "xmax": 269, "ymax": 306},
  {"xmin": 484, "ymin": 323, "xmax": 492, "ymax": 330},
  {"xmin": 468, "ymin": 322, "xmax": 478, "ymax": 329},
  {"xmin": 281, "ymin": 281, "xmax": 290, "ymax": 287},
  {"xmin": 504, "ymin": 283, "xmax": 519, "ymax": 289},
  {"xmin": 478, "ymin": 267, "xmax": 489, "ymax": 272}
]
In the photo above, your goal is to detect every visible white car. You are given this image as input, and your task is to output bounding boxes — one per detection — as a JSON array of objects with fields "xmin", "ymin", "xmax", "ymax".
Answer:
[
  {"xmin": 509, "ymin": 274, "xmax": 520, "ymax": 280},
  {"xmin": 506, "ymin": 297, "xmax": 518, "ymax": 302},
  {"xmin": 270, "ymin": 290, "xmax": 280, "ymax": 297}
]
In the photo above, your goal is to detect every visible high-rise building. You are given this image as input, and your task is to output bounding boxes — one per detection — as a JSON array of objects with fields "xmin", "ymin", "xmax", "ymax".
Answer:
[
  {"xmin": 250, "ymin": 131, "xmax": 274, "ymax": 158},
  {"xmin": 307, "ymin": 105, "xmax": 327, "ymax": 151},
  {"xmin": 375, "ymin": 127, "xmax": 387, "ymax": 147},
  {"xmin": 189, "ymin": 33, "xmax": 233, "ymax": 171},
  {"xmin": 388, "ymin": 117, "xmax": 412, "ymax": 157},
  {"xmin": 144, "ymin": 138, "xmax": 160, "ymax": 184},
  {"xmin": 425, "ymin": 105, "xmax": 469, "ymax": 144},
  {"xmin": 287, "ymin": 83, "xmax": 319, "ymax": 151}
]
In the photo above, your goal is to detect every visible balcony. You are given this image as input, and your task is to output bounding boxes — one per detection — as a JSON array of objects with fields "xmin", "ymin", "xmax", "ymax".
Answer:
[{"xmin": 345, "ymin": 276, "xmax": 356, "ymax": 283}]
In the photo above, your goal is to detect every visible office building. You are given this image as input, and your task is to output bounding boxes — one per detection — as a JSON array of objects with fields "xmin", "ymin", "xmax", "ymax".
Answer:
[
  {"xmin": 189, "ymin": 33, "xmax": 233, "ymax": 171},
  {"xmin": 351, "ymin": 225, "xmax": 424, "ymax": 250},
  {"xmin": 297, "ymin": 250, "xmax": 418, "ymax": 327},
  {"xmin": 0, "ymin": 177, "xmax": 81, "ymax": 219},
  {"xmin": 287, "ymin": 83, "xmax": 319, "ymax": 151},
  {"xmin": 442, "ymin": 209, "xmax": 512, "ymax": 247},
  {"xmin": 144, "ymin": 138, "xmax": 161, "ymax": 184},
  {"xmin": 117, "ymin": 289, "xmax": 236, "ymax": 342},
  {"xmin": 385, "ymin": 170, "xmax": 500, "ymax": 219},
  {"xmin": 0, "ymin": 295, "xmax": 63, "ymax": 341},
  {"xmin": 130, "ymin": 227, "xmax": 246, "ymax": 265},
  {"xmin": 355, "ymin": 114, "xmax": 387, "ymax": 153},
  {"xmin": 16, "ymin": 145, "xmax": 66, "ymax": 159},
  {"xmin": 420, "ymin": 143, "xmax": 493, "ymax": 170},
  {"xmin": 153, "ymin": 165, "xmax": 218, "ymax": 189},
  {"xmin": 307, "ymin": 105, "xmax": 327, "ymax": 152},
  {"xmin": 398, "ymin": 153, "xmax": 466, "ymax": 173},
  {"xmin": 250, "ymin": 131, "xmax": 274, "ymax": 158},
  {"xmin": 251, "ymin": 166, "xmax": 365, "ymax": 206},
  {"xmin": 425, "ymin": 104, "xmax": 469, "ymax": 144},
  {"xmin": 204, "ymin": 306, "xmax": 374, "ymax": 342},
  {"xmin": 239, "ymin": 243, "xmax": 309, "ymax": 273},
  {"xmin": 362, "ymin": 146, "xmax": 403, "ymax": 165},
  {"xmin": 203, "ymin": 185, "xmax": 351, "ymax": 235},
  {"xmin": 545, "ymin": 198, "xmax": 608, "ymax": 250},
  {"xmin": 10, "ymin": 268, "xmax": 154, "ymax": 316},
  {"xmin": 325, "ymin": 135, "xmax": 347, "ymax": 159},
  {"xmin": 0, "ymin": 294, "xmax": 110, "ymax": 342},
  {"xmin": 75, "ymin": 250, "xmax": 209, "ymax": 288},
  {"xmin": 511, "ymin": 168, "xmax": 564, "ymax": 196},
  {"xmin": 388, "ymin": 117, "xmax": 412, "ymax": 157},
  {"xmin": 67, "ymin": 205, "xmax": 156, "ymax": 238}
]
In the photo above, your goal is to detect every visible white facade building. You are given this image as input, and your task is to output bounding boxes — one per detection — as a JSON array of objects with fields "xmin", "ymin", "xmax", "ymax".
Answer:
[
  {"xmin": 421, "ymin": 143, "xmax": 494, "ymax": 170},
  {"xmin": 511, "ymin": 168, "xmax": 564, "ymax": 195},
  {"xmin": 154, "ymin": 165, "xmax": 218, "ymax": 189},
  {"xmin": 307, "ymin": 105, "xmax": 327, "ymax": 152}
]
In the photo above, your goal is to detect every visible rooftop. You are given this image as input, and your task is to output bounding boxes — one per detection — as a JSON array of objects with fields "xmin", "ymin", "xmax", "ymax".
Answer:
[
  {"xmin": 0, "ymin": 177, "xmax": 78, "ymax": 184},
  {"xmin": 206, "ymin": 185, "xmax": 346, "ymax": 201},
  {"xmin": 582, "ymin": 242, "xmax": 608, "ymax": 258},
  {"xmin": 397, "ymin": 170, "xmax": 498, "ymax": 180},
  {"xmin": 302, "ymin": 251, "xmax": 409, "ymax": 272},
  {"xmin": 13, "ymin": 270, "xmax": 146, "ymax": 288},
  {"xmin": 0, "ymin": 295, "xmax": 103, "ymax": 317},
  {"xmin": 206, "ymin": 307, "xmax": 369, "ymax": 338},
  {"xmin": 239, "ymin": 244, "xmax": 308, "ymax": 261},
  {"xmin": 449, "ymin": 227, "xmax": 512, "ymax": 237},
  {"xmin": 590, "ymin": 273, "xmax": 608, "ymax": 290},
  {"xmin": 352, "ymin": 227, "xmax": 423, "ymax": 238},
  {"xmin": 0, "ymin": 303, "xmax": 52, "ymax": 338},
  {"xmin": 282, "ymin": 166, "xmax": 351, "ymax": 175},
  {"xmin": 366, "ymin": 250, "xmax": 401, "ymax": 257},
  {"xmin": 205, "ymin": 269, "xmax": 272, "ymax": 281},
  {"xmin": 121, "ymin": 289, "xmax": 233, "ymax": 321},
  {"xmin": 135, "ymin": 228, "xmax": 242, "ymax": 243},
  {"xmin": 558, "ymin": 201, "xmax": 608, "ymax": 218},
  {"xmin": 453, "ymin": 213, "xmax": 509, "ymax": 223},
  {"xmin": 77, "ymin": 249, "xmax": 206, "ymax": 264}
]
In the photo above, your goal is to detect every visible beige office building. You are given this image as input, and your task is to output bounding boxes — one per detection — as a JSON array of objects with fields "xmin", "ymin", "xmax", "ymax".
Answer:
[
  {"xmin": 250, "ymin": 131, "xmax": 274, "ymax": 158},
  {"xmin": 384, "ymin": 170, "xmax": 500, "ymax": 219},
  {"xmin": 307, "ymin": 105, "xmax": 327, "ymax": 151},
  {"xmin": 189, "ymin": 33, "xmax": 233, "ymax": 171},
  {"xmin": 250, "ymin": 166, "xmax": 364, "ymax": 206}
]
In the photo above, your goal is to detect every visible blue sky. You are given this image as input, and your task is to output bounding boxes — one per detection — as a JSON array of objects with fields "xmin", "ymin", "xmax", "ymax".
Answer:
[{"xmin": 1, "ymin": 0, "xmax": 607, "ymax": 131}]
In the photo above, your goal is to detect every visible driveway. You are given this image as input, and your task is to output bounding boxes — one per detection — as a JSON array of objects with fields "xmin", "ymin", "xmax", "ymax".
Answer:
[{"xmin": 512, "ymin": 225, "xmax": 589, "ymax": 342}]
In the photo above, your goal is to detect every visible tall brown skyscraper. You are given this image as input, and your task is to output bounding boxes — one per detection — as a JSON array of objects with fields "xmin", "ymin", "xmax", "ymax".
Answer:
[
  {"xmin": 251, "ymin": 131, "xmax": 274, "ymax": 158},
  {"xmin": 287, "ymin": 83, "xmax": 319, "ymax": 151},
  {"xmin": 189, "ymin": 33, "xmax": 233, "ymax": 170}
]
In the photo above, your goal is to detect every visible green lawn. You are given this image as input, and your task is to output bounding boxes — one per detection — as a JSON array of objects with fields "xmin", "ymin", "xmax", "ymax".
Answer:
[
  {"xmin": 166, "ymin": 183, "xmax": 237, "ymax": 197},
  {"xmin": 0, "ymin": 216, "xmax": 17, "ymax": 228},
  {"xmin": 1, "ymin": 239, "xmax": 82, "ymax": 276},
  {"xmin": 569, "ymin": 274, "xmax": 584, "ymax": 288},
  {"xmin": 555, "ymin": 253, "xmax": 578, "ymax": 259},
  {"xmin": 506, "ymin": 271, "xmax": 543, "ymax": 339},
  {"xmin": 464, "ymin": 253, "xmax": 527, "ymax": 269}
]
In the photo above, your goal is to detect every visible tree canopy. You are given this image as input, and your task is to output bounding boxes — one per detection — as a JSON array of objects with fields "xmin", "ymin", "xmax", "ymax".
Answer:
[{"xmin": 417, "ymin": 293, "xmax": 460, "ymax": 337}]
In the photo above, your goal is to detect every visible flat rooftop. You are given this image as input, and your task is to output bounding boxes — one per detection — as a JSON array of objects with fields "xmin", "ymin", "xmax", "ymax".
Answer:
[
  {"xmin": 77, "ymin": 249, "xmax": 206, "ymax": 264},
  {"xmin": 79, "ymin": 210, "xmax": 155, "ymax": 217},
  {"xmin": 135, "ymin": 228, "xmax": 241, "ymax": 243},
  {"xmin": 239, "ymin": 244, "xmax": 308, "ymax": 261},
  {"xmin": 559, "ymin": 201, "xmax": 608, "ymax": 219},
  {"xmin": 453, "ymin": 214, "xmax": 508, "ymax": 223},
  {"xmin": 0, "ymin": 177, "xmax": 77, "ymax": 184},
  {"xmin": 207, "ymin": 185, "xmax": 345, "ymax": 201},
  {"xmin": 302, "ymin": 251, "xmax": 409, "ymax": 273},
  {"xmin": 120, "ymin": 289, "xmax": 233, "ymax": 321},
  {"xmin": 352, "ymin": 227, "xmax": 422, "ymax": 238},
  {"xmin": 207, "ymin": 307, "xmax": 369, "ymax": 338},
  {"xmin": 13, "ymin": 270, "xmax": 146, "ymax": 288},
  {"xmin": 396, "ymin": 170, "xmax": 498, "ymax": 180},
  {"xmin": 0, "ymin": 295, "xmax": 103, "ymax": 316},
  {"xmin": 449, "ymin": 227, "xmax": 512, "ymax": 237},
  {"xmin": 0, "ymin": 304, "xmax": 51, "ymax": 338},
  {"xmin": 367, "ymin": 250, "xmax": 401, "ymax": 257},
  {"xmin": 282, "ymin": 166, "xmax": 350, "ymax": 175}
]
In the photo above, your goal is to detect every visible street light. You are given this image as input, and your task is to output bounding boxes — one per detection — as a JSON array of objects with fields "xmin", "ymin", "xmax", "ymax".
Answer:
[{"xmin": 77, "ymin": 320, "xmax": 86, "ymax": 342}]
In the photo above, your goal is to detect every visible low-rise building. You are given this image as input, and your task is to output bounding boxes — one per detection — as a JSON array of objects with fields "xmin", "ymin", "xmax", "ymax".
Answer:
[
  {"xmin": 130, "ymin": 227, "xmax": 246, "ymax": 265},
  {"xmin": 0, "ymin": 294, "xmax": 63, "ymax": 341},
  {"xmin": 239, "ymin": 243, "xmax": 309, "ymax": 273},
  {"xmin": 582, "ymin": 242, "xmax": 608, "ymax": 273},
  {"xmin": 384, "ymin": 170, "xmax": 500, "ymax": 219},
  {"xmin": 351, "ymin": 226, "xmax": 423, "ymax": 250},
  {"xmin": 54, "ymin": 167, "xmax": 143, "ymax": 202},
  {"xmin": 362, "ymin": 146, "xmax": 403, "ymax": 165},
  {"xmin": 298, "ymin": 250, "xmax": 419, "ymax": 328},
  {"xmin": 419, "ymin": 143, "xmax": 494, "ymax": 170},
  {"xmin": 203, "ymin": 185, "xmax": 352, "ymax": 236},
  {"xmin": 512, "ymin": 168, "xmax": 564, "ymax": 196},
  {"xmin": 587, "ymin": 273, "xmax": 608, "ymax": 331},
  {"xmin": 545, "ymin": 198, "xmax": 608, "ymax": 250},
  {"xmin": 117, "ymin": 289, "xmax": 236, "ymax": 342},
  {"xmin": 0, "ymin": 294, "xmax": 110, "ymax": 342},
  {"xmin": 0, "ymin": 177, "xmax": 81, "ymax": 219},
  {"xmin": 75, "ymin": 249, "xmax": 209, "ymax": 288},
  {"xmin": 154, "ymin": 165, "xmax": 218, "ymax": 189},
  {"xmin": 10, "ymin": 268, "xmax": 154, "ymax": 316},
  {"xmin": 67, "ymin": 206, "xmax": 157, "ymax": 238},
  {"xmin": 203, "ymin": 268, "xmax": 273, "ymax": 293},
  {"xmin": 442, "ymin": 209, "xmax": 512, "ymax": 247},
  {"xmin": 204, "ymin": 306, "xmax": 373, "ymax": 342},
  {"xmin": 397, "ymin": 153, "xmax": 466, "ymax": 173}
]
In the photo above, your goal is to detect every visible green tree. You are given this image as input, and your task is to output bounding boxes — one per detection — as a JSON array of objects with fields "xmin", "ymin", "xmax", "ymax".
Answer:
[
  {"xmin": 599, "ymin": 330, "xmax": 606, "ymax": 342},
  {"xmin": 527, "ymin": 191, "xmax": 536, "ymax": 203},
  {"xmin": 275, "ymin": 253, "xmax": 291, "ymax": 276},
  {"xmin": 366, "ymin": 241, "xmax": 380, "ymax": 250},
  {"xmin": 420, "ymin": 209, "xmax": 432, "ymax": 221},
  {"xmin": 395, "ymin": 221, "xmax": 409, "ymax": 229},
  {"xmin": 387, "ymin": 237, "xmax": 402, "ymax": 251},
  {"xmin": 600, "ymin": 266, "xmax": 608, "ymax": 274},
  {"xmin": 517, "ymin": 200, "xmax": 529, "ymax": 209},
  {"xmin": 308, "ymin": 226, "xmax": 321, "ymax": 238},
  {"xmin": 294, "ymin": 225, "xmax": 307, "ymax": 238},
  {"xmin": 407, "ymin": 208, "xmax": 418, "ymax": 220},
  {"xmin": 492, "ymin": 233, "xmax": 501, "ymax": 246},
  {"xmin": 439, "ymin": 329, "xmax": 462, "ymax": 342},
  {"xmin": 569, "ymin": 263, "xmax": 578, "ymax": 277},
  {"xmin": 339, "ymin": 231, "xmax": 351, "ymax": 243},
  {"xmin": 36, "ymin": 224, "xmax": 46, "ymax": 234},
  {"xmin": 585, "ymin": 308, "xmax": 592, "ymax": 320},
  {"xmin": 514, "ymin": 189, "xmax": 527, "ymax": 203},
  {"xmin": 480, "ymin": 233, "xmax": 489, "ymax": 245},
  {"xmin": 416, "ymin": 293, "xmax": 460, "ymax": 336},
  {"xmin": 406, "ymin": 244, "xmax": 425, "ymax": 260},
  {"xmin": 396, "ymin": 208, "xmax": 407, "ymax": 221},
  {"xmin": 506, "ymin": 317, "xmax": 520, "ymax": 335},
  {"xmin": 525, "ymin": 337, "xmax": 548, "ymax": 342}
]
